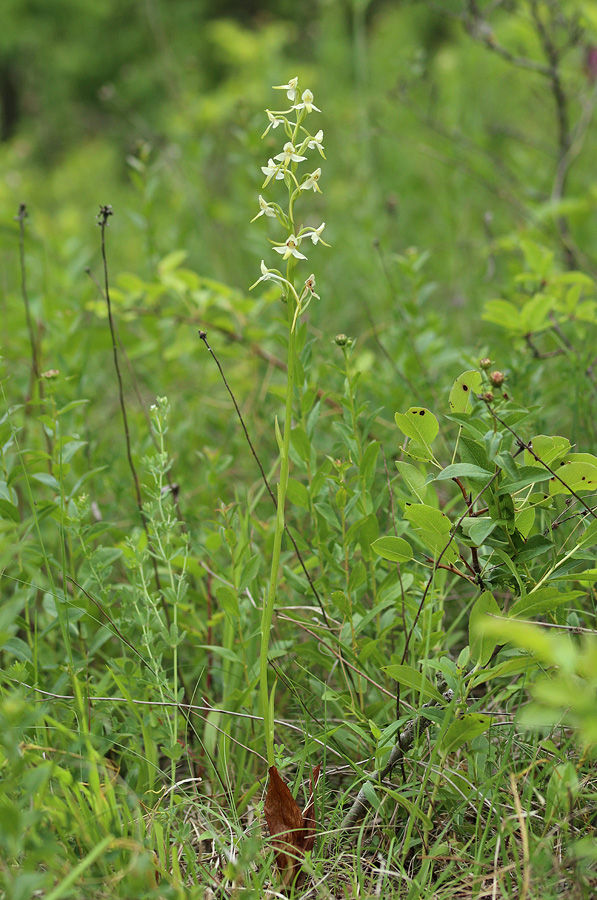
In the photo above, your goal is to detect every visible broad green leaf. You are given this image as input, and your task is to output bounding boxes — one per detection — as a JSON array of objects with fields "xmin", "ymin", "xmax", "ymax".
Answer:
[
  {"xmin": 198, "ymin": 644, "xmax": 241, "ymax": 663},
  {"xmin": 458, "ymin": 435, "xmax": 492, "ymax": 471},
  {"xmin": 577, "ymin": 518, "xmax": 597, "ymax": 549},
  {"xmin": 371, "ymin": 535, "xmax": 413, "ymax": 563},
  {"xmin": 520, "ymin": 293, "xmax": 551, "ymax": 332},
  {"xmin": 461, "ymin": 516, "xmax": 498, "ymax": 545},
  {"xmin": 435, "ymin": 463, "xmax": 493, "ymax": 482},
  {"xmin": 237, "ymin": 554, "xmax": 261, "ymax": 593},
  {"xmin": 394, "ymin": 407, "xmax": 439, "ymax": 456},
  {"xmin": 549, "ymin": 460, "xmax": 597, "ymax": 495},
  {"xmin": 471, "ymin": 656, "xmax": 536, "ymax": 687},
  {"xmin": 449, "ymin": 371, "xmax": 482, "ymax": 414},
  {"xmin": 395, "ymin": 461, "xmax": 428, "ymax": 502},
  {"xmin": 31, "ymin": 472, "xmax": 61, "ymax": 492},
  {"xmin": 360, "ymin": 441, "xmax": 380, "ymax": 489},
  {"xmin": 60, "ymin": 439, "xmax": 87, "ymax": 464},
  {"xmin": 547, "ymin": 568, "xmax": 597, "ymax": 584},
  {"xmin": 290, "ymin": 426, "xmax": 311, "ymax": 463},
  {"xmin": 216, "ymin": 586, "xmax": 238, "ymax": 617},
  {"xmin": 509, "ymin": 588, "xmax": 583, "ymax": 620},
  {"xmin": 158, "ymin": 249, "xmax": 188, "ymax": 275},
  {"xmin": 404, "ymin": 503, "xmax": 459, "ymax": 565},
  {"xmin": 469, "ymin": 592, "xmax": 502, "ymax": 665},
  {"xmin": 515, "ymin": 506, "xmax": 535, "ymax": 538},
  {"xmin": 478, "ymin": 618, "xmax": 576, "ymax": 670},
  {"xmin": 441, "ymin": 714, "xmax": 492, "ymax": 754},
  {"xmin": 286, "ymin": 477, "xmax": 310, "ymax": 510},
  {"xmin": 525, "ymin": 435, "xmax": 571, "ymax": 467},
  {"xmin": 482, "ymin": 299, "xmax": 522, "ymax": 332},
  {"xmin": 498, "ymin": 466, "xmax": 553, "ymax": 493},
  {"xmin": 0, "ymin": 499, "xmax": 19, "ymax": 523},
  {"xmin": 383, "ymin": 664, "xmax": 444, "ymax": 702}
]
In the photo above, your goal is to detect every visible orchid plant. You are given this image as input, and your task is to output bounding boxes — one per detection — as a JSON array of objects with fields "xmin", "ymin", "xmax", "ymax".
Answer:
[{"xmin": 250, "ymin": 76, "xmax": 328, "ymax": 770}]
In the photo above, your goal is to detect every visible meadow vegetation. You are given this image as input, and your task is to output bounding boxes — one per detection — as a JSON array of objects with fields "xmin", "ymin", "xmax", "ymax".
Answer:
[{"xmin": 1, "ymin": 1, "xmax": 597, "ymax": 897}]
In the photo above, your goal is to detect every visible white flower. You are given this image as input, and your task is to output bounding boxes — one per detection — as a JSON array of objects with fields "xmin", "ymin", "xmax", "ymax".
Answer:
[
  {"xmin": 304, "ymin": 274, "xmax": 320, "ymax": 299},
  {"xmin": 274, "ymin": 142, "xmax": 307, "ymax": 166},
  {"xmin": 274, "ymin": 234, "xmax": 307, "ymax": 260},
  {"xmin": 250, "ymin": 260, "xmax": 286, "ymax": 290},
  {"xmin": 300, "ymin": 168, "xmax": 322, "ymax": 193},
  {"xmin": 305, "ymin": 222, "xmax": 326, "ymax": 244},
  {"xmin": 272, "ymin": 77, "xmax": 299, "ymax": 103},
  {"xmin": 262, "ymin": 109, "xmax": 284, "ymax": 138},
  {"xmin": 251, "ymin": 195, "xmax": 277, "ymax": 222},
  {"xmin": 261, "ymin": 158, "xmax": 285, "ymax": 186},
  {"xmin": 293, "ymin": 89, "xmax": 321, "ymax": 113},
  {"xmin": 307, "ymin": 130, "xmax": 325, "ymax": 155}
]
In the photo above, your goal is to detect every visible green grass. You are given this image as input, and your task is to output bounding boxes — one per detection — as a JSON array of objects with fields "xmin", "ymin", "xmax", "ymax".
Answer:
[{"xmin": 1, "ymin": 2, "xmax": 597, "ymax": 898}]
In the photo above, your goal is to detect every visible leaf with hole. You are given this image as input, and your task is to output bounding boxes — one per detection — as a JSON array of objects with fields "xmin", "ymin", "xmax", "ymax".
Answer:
[
  {"xmin": 394, "ymin": 407, "xmax": 439, "ymax": 458},
  {"xmin": 549, "ymin": 460, "xmax": 597, "ymax": 495},
  {"xmin": 449, "ymin": 371, "xmax": 482, "ymax": 414}
]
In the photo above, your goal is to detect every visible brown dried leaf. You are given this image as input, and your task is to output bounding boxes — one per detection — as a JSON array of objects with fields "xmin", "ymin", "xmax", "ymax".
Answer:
[{"xmin": 264, "ymin": 765, "xmax": 321, "ymax": 890}]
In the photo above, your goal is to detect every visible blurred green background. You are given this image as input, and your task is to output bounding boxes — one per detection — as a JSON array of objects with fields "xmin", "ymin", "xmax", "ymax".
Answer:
[
  {"xmin": 3, "ymin": 0, "xmax": 596, "ymax": 319},
  {"xmin": 1, "ymin": 0, "xmax": 597, "ymax": 503}
]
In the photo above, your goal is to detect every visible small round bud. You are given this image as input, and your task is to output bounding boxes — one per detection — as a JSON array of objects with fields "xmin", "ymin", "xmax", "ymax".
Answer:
[
  {"xmin": 41, "ymin": 369, "xmax": 59, "ymax": 379},
  {"xmin": 335, "ymin": 334, "xmax": 352, "ymax": 347},
  {"xmin": 482, "ymin": 391, "xmax": 494, "ymax": 403},
  {"xmin": 479, "ymin": 357, "xmax": 492, "ymax": 370},
  {"xmin": 489, "ymin": 370, "xmax": 504, "ymax": 387}
]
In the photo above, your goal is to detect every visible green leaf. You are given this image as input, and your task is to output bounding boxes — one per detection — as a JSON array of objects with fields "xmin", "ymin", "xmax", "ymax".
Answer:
[
  {"xmin": 549, "ymin": 460, "xmax": 597, "ymax": 495},
  {"xmin": 471, "ymin": 656, "xmax": 536, "ymax": 687},
  {"xmin": 461, "ymin": 516, "xmax": 497, "ymax": 545},
  {"xmin": 31, "ymin": 472, "xmax": 61, "ymax": 492},
  {"xmin": 380, "ymin": 786, "xmax": 433, "ymax": 828},
  {"xmin": 498, "ymin": 466, "xmax": 553, "ymax": 493},
  {"xmin": 371, "ymin": 536, "xmax": 413, "ymax": 563},
  {"xmin": 441, "ymin": 714, "xmax": 492, "ymax": 754},
  {"xmin": 361, "ymin": 781, "xmax": 381, "ymax": 811},
  {"xmin": 198, "ymin": 644, "xmax": 241, "ymax": 663},
  {"xmin": 482, "ymin": 299, "xmax": 522, "ymax": 332},
  {"xmin": 383, "ymin": 664, "xmax": 444, "ymax": 702},
  {"xmin": 435, "ymin": 463, "xmax": 494, "ymax": 482},
  {"xmin": 286, "ymin": 477, "xmax": 309, "ymax": 510},
  {"xmin": 394, "ymin": 407, "xmax": 439, "ymax": 457},
  {"xmin": 403, "ymin": 503, "xmax": 459, "ymax": 565},
  {"xmin": 396, "ymin": 461, "xmax": 428, "ymax": 502},
  {"xmin": 215, "ymin": 586, "xmax": 238, "ymax": 617},
  {"xmin": 525, "ymin": 435, "xmax": 571, "ymax": 467},
  {"xmin": 449, "ymin": 371, "xmax": 482, "ymax": 414},
  {"xmin": 158, "ymin": 249, "xmax": 188, "ymax": 275},
  {"xmin": 458, "ymin": 435, "xmax": 493, "ymax": 472},
  {"xmin": 577, "ymin": 518, "xmax": 597, "ymax": 549},
  {"xmin": 0, "ymin": 499, "xmax": 20, "ymax": 523},
  {"xmin": 469, "ymin": 592, "xmax": 502, "ymax": 665},
  {"xmin": 290, "ymin": 426, "xmax": 311, "ymax": 463},
  {"xmin": 509, "ymin": 588, "xmax": 583, "ymax": 620},
  {"xmin": 360, "ymin": 441, "xmax": 380, "ymax": 489},
  {"xmin": 237, "ymin": 554, "xmax": 261, "ymax": 593}
]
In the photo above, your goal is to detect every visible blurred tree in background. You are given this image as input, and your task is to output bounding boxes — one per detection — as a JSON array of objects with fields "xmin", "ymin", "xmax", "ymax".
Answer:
[{"xmin": 1, "ymin": 0, "xmax": 596, "ymax": 337}]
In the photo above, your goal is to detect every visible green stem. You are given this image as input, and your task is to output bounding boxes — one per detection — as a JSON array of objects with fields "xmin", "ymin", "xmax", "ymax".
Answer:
[{"xmin": 260, "ymin": 293, "xmax": 297, "ymax": 768}]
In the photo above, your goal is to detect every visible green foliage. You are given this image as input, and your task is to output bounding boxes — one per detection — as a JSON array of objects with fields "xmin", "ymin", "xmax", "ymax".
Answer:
[{"xmin": 2, "ymin": 1, "xmax": 597, "ymax": 897}]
